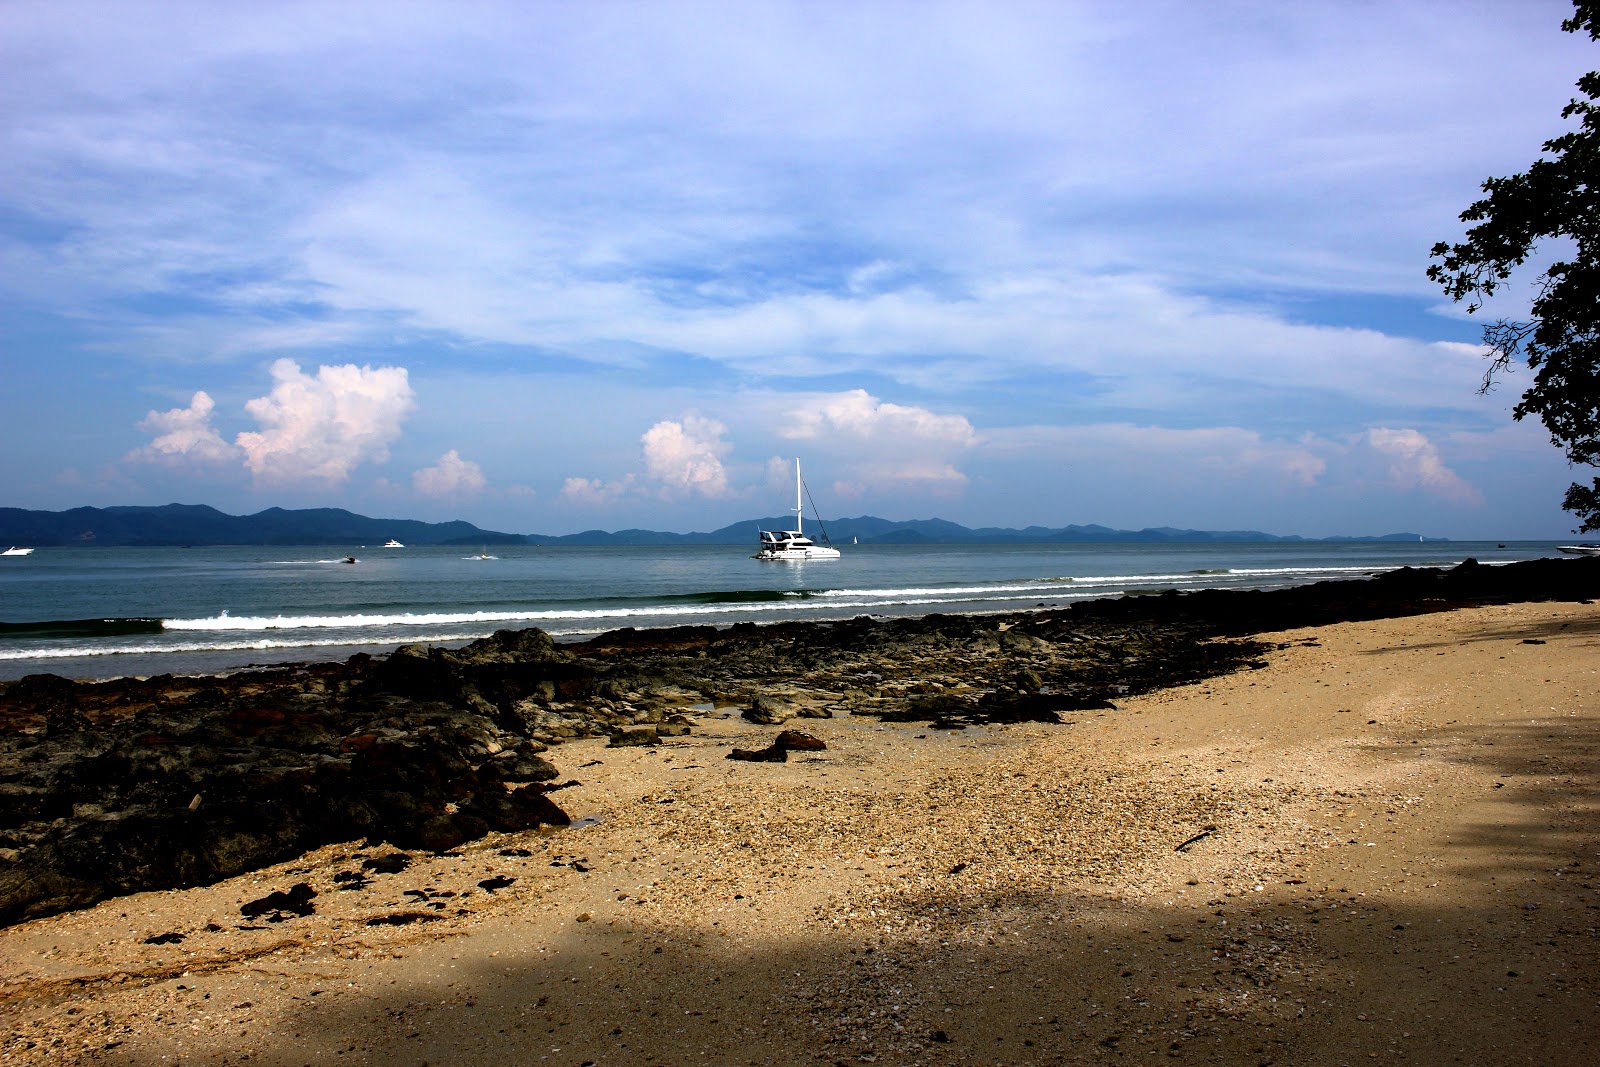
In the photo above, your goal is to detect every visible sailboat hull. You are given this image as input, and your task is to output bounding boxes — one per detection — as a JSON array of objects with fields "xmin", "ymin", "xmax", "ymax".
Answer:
[{"xmin": 754, "ymin": 543, "xmax": 841, "ymax": 561}]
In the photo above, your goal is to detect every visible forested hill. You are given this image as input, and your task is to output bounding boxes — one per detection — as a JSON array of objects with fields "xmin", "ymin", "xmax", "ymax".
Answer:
[
  {"xmin": 0, "ymin": 505, "xmax": 522, "ymax": 547},
  {"xmin": 0, "ymin": 504, "xmax": 1433, "ymax": 547},
  {"xmin": 529, "ymin": 517, "xmax": 1431, "ymax": 545}
]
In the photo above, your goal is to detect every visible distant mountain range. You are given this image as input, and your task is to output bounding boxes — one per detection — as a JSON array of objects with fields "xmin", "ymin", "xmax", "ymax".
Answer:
[{"xmin": 0, "ymin": 503, "xmax": 1438, "ymax": 547}]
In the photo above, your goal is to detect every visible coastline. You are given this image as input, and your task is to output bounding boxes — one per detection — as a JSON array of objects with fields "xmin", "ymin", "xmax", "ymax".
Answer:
[
  {"xmin": 1, "ymin": 559, "xmax": 1598, "ymax": 1064},
  {"xmin": 0, "ymin": 540, "xmax": 1568, "ymax": 684}
]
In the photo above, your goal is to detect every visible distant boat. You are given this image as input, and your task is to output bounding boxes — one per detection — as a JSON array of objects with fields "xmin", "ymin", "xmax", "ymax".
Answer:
[
  {"xmin": 342, "ymin": 556, "xmax": 358, "ymax": 564},
  {"xmin": 755, "ymin": 458, "xmax": 841, "ymax": 561},
  {"xmin": 1556, "ymin": 543, "xmax": 1600, "ymax": 556},
  {"xmin": 2, "ymin": 546, "xmax": 33, "ymax": 556},
  {"xmin": 466, "ymin": 547, "xmax": 497, "ymax": 560},
  {"xmin": 383, "ymin": 538, "xmax": 404, "ymax": 548}
]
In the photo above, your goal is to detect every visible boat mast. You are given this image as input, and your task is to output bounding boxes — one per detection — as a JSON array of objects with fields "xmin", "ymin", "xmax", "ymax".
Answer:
[{"xmin": 795, "ymin": 458, "xmax": 804, "ymax": 537}]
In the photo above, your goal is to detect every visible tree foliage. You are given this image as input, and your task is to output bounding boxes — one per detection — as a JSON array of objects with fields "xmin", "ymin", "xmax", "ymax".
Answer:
[{"xmin": 1428, "ymin": 2, "xmax": 1600, "ymax": 530}]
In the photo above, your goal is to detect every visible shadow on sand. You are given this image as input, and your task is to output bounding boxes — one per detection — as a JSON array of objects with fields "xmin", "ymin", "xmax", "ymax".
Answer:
[{"xmin": 88, "ymin": 703, "xmax": 1599, "ymax": 1067}]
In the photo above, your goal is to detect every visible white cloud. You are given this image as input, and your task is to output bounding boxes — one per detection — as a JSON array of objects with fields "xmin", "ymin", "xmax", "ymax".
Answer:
[
  {"xmin": 128, "ymin": 390, "xmax": 240, "ymax": 465},
  {"xmin": 770, "ymin": 389, "xmax": 978, "ymax": 495},
  {"xmin": 235, "ymin": 358, "xmax": 415, "ymax": 486},
  {"xmin": 1361, "ymin": 427, "xmax": 1482, "ymax": 504},
  {"xmin": 782, "ymin": 389, "xmax": 977, "ymax": 446},
  {"xmin": 412, "ymin": 449, "xmax": 486, "ymax": 498},
  {"xmin": 641, "ymin": 415, "xmax": 731, "ymax": 497},
  {"xmin": 560, "ymin": 474, "xmax": 635, "ymax": 506},
  {"xmin": 984, "ymin": 422, "xmax": 1328, "ymax": 488}
]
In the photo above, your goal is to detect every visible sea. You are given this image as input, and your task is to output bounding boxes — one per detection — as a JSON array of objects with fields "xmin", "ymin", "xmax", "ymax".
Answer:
[{"xmin": 0, "ymin": 540, "xmax": 1572, "ymax": 682}]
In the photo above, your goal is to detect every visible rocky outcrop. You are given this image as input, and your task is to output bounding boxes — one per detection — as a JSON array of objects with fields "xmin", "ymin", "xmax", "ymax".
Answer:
[{"xmin": 0, "ymin": 630, "xmax": 583, "ymax": 926}]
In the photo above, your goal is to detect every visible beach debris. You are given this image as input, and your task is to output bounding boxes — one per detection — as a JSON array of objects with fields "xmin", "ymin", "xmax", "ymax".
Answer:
[
  {"xmin": 478, "ymin": 875, "xmax": 516, "ymax": 892},
  {"xmin": 1175, "ymin": 827, "xmax": 1217, "ymax": 853},
  {"xmin": 143, "ymin": 931, "xmax": 185, "ymax": 945}
]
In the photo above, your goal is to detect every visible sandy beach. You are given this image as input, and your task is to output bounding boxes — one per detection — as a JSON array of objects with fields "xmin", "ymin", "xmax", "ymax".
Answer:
[{"xmin": 2, "ymin": 598, "xmax": 1597, "ymax": 1066}]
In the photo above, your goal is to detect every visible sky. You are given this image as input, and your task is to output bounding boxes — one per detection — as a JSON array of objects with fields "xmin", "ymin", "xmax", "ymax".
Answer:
[{"xmin": 2, "ymin": 0, "xmax": 1596, "ymax": 539}]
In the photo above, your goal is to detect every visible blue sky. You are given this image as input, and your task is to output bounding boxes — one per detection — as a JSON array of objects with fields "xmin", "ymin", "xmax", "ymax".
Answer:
[{"xmin": 1, "ymin": 0, "xmax": 1594, "ymax": 538}]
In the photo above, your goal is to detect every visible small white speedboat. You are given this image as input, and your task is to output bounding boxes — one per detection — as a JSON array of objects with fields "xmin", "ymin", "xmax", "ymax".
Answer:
[
  {"xmin": 2, "ymin": 546, "xmax": 33, "ymax": 556},
  {"xmin": 383, "ymin": 538, "xmax": 404, "ymax": 548},
  {"xmin": 1556, "ymin": 543, "xmax": 1600, "ymax": 556}
]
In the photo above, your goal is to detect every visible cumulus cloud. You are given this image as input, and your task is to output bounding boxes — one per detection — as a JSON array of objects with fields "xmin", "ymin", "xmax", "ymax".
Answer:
[
  {"xmin": 1362, "ymin": 427, "xmax": 1481, "ymax": 503},
  {"xmin": 128, "ymin": 391, "xmax": 240, "ymax": 465},
  {"xmin": 412, "ymin": 449, "xmax": 486, "ymax": 498},
  {"xmin": 561, "ymin": 475, "xmax": 636, "ymax": 506},
  {"xmin": 641, "ymin": 415, "xmax": 731, "ymax": 497},
  {"xmin": 235, "ymin": 359, "xmax": 415, "ymax": 486},
  {"xmin": 782, "ymin": 389, "xmax": 977, "ymax": 446},
  {"xmin": 772, "ymin": 389, "xmax": 978, "ymax": 495}
]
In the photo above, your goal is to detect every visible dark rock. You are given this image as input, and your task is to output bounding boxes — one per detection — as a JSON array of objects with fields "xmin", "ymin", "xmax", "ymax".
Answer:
[
  {"xmin": 741, "ymin": 695, "xmax": 797, "ymax": 725},
  {"xmin": 240, "ymin": 882, "xmax": 315, "ymax": 918},
  {"xmin": 415, "ymin": 812, "xmax": 490, "ymax": 853},
  {"xmin": 362, "ymin": 853, "xmax": 413, "ymax": 874},
  {"xmin": 488, "ymin": 746, "xmax": 560, "ymax": 781},
  {"xmin": 456, "ymin": 628, "xmax": 568, "ymax": 665},
  {"xmin": 728, "ymin": 745, "xmax": 788, "ymax": 763},
  {"xmin": 773, "ymin": 730, "xmax": 827, "ymax": 751},
  {"xmin": 478, "ymin": 875, "xmax": 516, "ymax": 892},
  {"xmin": 607, "ymin": 727, "xmax": 659, "ymax": 747}
]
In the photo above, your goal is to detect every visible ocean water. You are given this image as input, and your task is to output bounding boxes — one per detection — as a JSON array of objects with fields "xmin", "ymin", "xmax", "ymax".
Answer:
[{"xmin": 0, "ymin": 540, "xmax": 1569, "ymax": 681}]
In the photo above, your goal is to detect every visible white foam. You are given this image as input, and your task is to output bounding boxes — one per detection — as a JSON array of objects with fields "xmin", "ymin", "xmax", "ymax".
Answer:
[{"xmin": 0, "ymin": 633, "xmax": 472, "ymax": 660}]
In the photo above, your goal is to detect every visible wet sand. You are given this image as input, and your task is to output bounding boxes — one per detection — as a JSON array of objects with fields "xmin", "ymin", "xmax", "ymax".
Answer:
[{"xmin": 3, "ymin": 599, "xmax": 1597, "ymax": 1066}]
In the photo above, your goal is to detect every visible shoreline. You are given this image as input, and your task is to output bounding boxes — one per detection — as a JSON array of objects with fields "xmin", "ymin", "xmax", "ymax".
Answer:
[
  {"xmin": 1, "ymin": 595, "xmax": 1596, "ymax": 1064},
  {"xmin": 3, "ymin": 557, "xmax": 1599, "ymax": 924},
  {"xmin": 0, "ymin": 542, "xmax": 1571, "ymax": 685}
]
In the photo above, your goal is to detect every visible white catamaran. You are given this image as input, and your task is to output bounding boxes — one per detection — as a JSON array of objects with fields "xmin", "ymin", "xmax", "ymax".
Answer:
[{"xmin": 755, "ymin": 459, "xmax": 842, "ymax": 561}]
